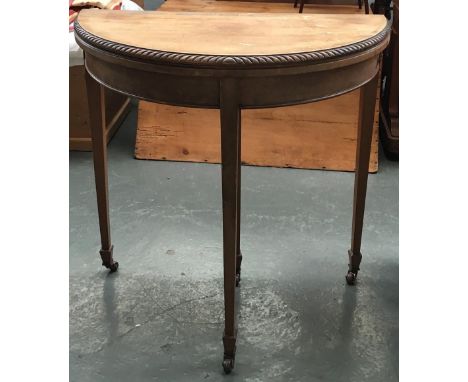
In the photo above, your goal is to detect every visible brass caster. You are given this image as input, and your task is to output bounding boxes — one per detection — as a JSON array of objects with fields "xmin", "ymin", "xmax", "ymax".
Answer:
[
  {"xmin": 222, "ymin": 357, "xmax": 235, "ymax": 374},
  {"xmin": 345, "ymin": 271, "xmax": 357, "ymax": 285},
  {"xmin": 108, "ymin": 261, "xmax": 119, "ymax": 273},
  {"xmin": 100, "ymin": 246, "xmax": 118, "ymax": 273},
  {"xmin": 109, "ymin": 261, "xmax": 119, "ymax": 273}
]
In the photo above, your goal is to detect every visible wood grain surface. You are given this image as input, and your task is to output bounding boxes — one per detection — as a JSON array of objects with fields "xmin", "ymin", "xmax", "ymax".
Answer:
[
  {"xmin": 77, "ymin": 10, "xmax": 387, "ymax": 56},
  {"xmin": 163, "ymin": 0, "xmax": 363, "ymax": 13},
  {"xmin": 135, "ymin": 86, "xmax": 380, "ymax": 172},
  {"xmin": 134, "ymin": 0, "xmax": 380, "ymax": 172}
]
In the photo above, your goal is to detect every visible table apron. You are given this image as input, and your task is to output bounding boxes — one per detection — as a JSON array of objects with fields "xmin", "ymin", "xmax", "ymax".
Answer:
[{"xmin": 85, "ymin": 54, "xmax": 380, "ymax": 109}]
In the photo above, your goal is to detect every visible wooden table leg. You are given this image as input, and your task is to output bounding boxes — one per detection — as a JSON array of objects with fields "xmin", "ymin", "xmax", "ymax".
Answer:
[
  {"xmin": 299, "ymin": 0, "xmax": 305, "ymax": 13},
  {"xmin": 235, "ymin": 112, "xmax": 242, "ymax": 288},
  {"xmin": 85, "ymin": 69, "xmax": 118, "ymax": 273},
  {"xmin": 346, "ymin": 74, "xmax": 378, "ymax": 285},
  {"xmin": 297, "ymin": 0, "xmax": 366, "ymax": 14},
  {"xmin": 364, "ymin": 0, "xmax": 370, "ymax": 14},
  {"xmin": 220, "ymin": 78, "xmax": 240, "ymax": 374}
]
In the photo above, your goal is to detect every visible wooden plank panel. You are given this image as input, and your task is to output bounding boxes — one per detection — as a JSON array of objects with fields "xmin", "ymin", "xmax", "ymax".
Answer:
[{"xmin": 135, "ymin": 86, "xmax": 379, "ymax": 172}]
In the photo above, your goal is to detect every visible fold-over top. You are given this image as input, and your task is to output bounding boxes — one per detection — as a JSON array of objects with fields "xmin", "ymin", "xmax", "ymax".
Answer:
[{"xmin": 75, "ymin": 10, "xmax": 390, "ymax": 68}]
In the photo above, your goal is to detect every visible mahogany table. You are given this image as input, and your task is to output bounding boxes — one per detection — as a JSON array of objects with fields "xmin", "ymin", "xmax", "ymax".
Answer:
[{"xmin": 75, "ymin": 10, "xmax": 390, "ymax": 373}]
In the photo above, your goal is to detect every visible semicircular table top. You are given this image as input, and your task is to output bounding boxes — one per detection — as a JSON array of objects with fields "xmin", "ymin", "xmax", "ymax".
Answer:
[{"xmin": 75, "ymin": 10, "xmax": 390, "ymax": 68}]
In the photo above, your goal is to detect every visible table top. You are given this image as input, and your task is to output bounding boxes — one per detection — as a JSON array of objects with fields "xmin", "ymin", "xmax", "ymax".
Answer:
[{"xmin": 75, "ymin": 10, "xmax": 390, "ymax": 69}]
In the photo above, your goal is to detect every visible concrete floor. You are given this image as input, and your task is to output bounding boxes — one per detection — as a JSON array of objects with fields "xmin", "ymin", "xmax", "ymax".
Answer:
[{"xmin": 69, "ymin": 102, "xmax": 398, "ymax": 382}]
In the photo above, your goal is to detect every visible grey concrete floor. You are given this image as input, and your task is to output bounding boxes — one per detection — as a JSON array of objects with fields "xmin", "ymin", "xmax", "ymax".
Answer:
[{"xmin": 70, "ymin": 103, "xmax": 398, "ymax": 382}]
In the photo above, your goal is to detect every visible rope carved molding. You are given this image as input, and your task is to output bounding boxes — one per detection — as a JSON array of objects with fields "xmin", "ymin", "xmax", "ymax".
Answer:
[{"xmin": 75, "ymin": 20, "xmax": 391, "ymax": 69}]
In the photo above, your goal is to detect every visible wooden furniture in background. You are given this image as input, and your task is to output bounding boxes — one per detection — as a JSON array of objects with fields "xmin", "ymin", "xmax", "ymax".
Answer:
[
  {"xmin": 219, "ymin": 0, "xmax": 359, "ymax": 4},
  {"xmin": 75, "ymin": 9, "xmax": 390, "ymax": 373},
  {"xmin": 293, "ymin": 0, "xmax": 368, "ymax": 13},
  {"xmin": 374, "ymin": 0, "xmax": 398, "ymax": 157},
  {"xmin": 135, "ymin": 0, "xmax": 380, "ymax": 172},
  {"xmin": 172, "ymin": 0, "xmax": 363, "ymax": 12},
  {"xmin": 69, "ymin": 0, "xmax": 144, "ymax": 151},
  {"xmin": 69, "ymin": 65, "xmax": 131, "ymax": 151}
]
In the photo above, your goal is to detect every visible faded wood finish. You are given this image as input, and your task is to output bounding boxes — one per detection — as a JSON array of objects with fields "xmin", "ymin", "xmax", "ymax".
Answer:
[
  {"xmin": 76, "ymin": 10, "xmax": 390, "ymax": 373},
  {"xmin": 136, "ymin": 0, "xmax": 379, "ymax": 172},
  {"xmin": 135, "ymin": 88, "xmax": 380, "ymax": 172},
  {"xmin": 77, "ymin": 11, "xmax": 386, "ymax": 56},
  {"xmin": 165, "ymin": 0, "xmax": 364, "ymax": 13}
]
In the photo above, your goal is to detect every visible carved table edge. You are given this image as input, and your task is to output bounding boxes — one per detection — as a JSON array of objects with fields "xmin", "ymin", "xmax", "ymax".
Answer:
[{"xmin": 74, "ymin": 19, "xmax": 391, "ymax": 69}]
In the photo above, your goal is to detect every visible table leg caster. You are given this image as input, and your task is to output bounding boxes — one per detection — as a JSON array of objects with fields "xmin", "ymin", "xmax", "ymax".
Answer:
[
  {"xmin": 236, "ymin": 250, "xmax": 242, "ymax": 287},
  {"xmin": 222, "ymin": 333, "xmax": 237, "ymax": 374},
  {"xmin": 222, "ymin": 356, "xmax": 235, "ymax": 374},
  {"xmin": 346, "ymin": 249, "xmax": 361, "ymax": 285},
  {"xmin": 100, "ymin": 246, "xmax": 119, "ymax": 273},
  {"xmin": 345, "ymin": 271, "xmax": 358, "ymax": 285},
  {"xmin": 106, "ymin": 261, "xmax": 119, "ymax": 273}
]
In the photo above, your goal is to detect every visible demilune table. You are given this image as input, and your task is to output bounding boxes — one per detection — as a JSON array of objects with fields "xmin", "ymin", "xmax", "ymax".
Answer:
[{"xmin": 75, "ymin": 10, "xmax": 391, "ymax": 373}]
